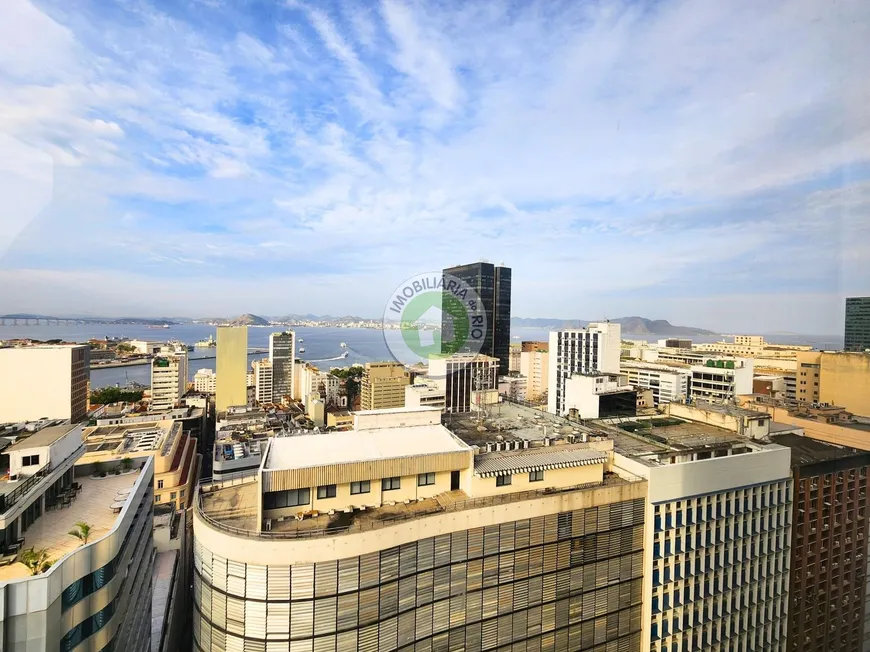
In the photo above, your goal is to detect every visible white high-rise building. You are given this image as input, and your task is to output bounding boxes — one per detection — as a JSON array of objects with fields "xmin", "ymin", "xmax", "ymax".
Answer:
[
  {"xmin": 252, "ymin": 358, "xmax": 273, "ymax": 405},
  {"xmin": 547, "ymin": 322, "xmax": 621, "ymax": 415},
  {"xmin": 193, "ymin": 368, "xmax": 217, "ymax": 394},
  {"xmin": 150, "ymin": 353, "xmax": 188, "ymax": 410},
  {"xmin": 0, "ymin": 344, "xmax": 90, "ymax": 422},
  {"xmin": 268, "ymin": 331, "xmax": 295, "ymax": 403}
]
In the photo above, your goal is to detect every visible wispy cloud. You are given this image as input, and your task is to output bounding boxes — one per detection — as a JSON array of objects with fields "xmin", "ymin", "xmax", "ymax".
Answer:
[{"xmin": 0, "ymin": 0, "xmax": 868, "ymax": 332}]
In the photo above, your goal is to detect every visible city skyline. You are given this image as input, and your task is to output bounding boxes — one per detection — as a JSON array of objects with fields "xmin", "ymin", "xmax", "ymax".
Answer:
[{"xmin": 1, "ymin": 0, "xmax": 868, "ymax": 333}]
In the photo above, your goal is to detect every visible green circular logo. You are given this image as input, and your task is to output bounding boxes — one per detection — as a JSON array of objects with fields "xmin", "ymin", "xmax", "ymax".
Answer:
[{"xmin": 383, "ymin": 272, "xmax": 486, "ymax": 373}]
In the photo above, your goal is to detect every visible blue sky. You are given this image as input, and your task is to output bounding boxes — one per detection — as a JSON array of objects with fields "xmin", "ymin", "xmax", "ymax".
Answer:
[{"xmin": 0, "ymin": 0, "xmax": 868, "ymax": 333}]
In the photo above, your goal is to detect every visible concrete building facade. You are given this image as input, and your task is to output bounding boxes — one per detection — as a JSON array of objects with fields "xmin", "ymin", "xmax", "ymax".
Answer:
[
  {"xmin": 252, "ymin": 358, "xmax": 273, "ymax": 406},
  {"xmin": 429, "ymin": 354, "xmax": 499, "ymax": 413},
  {"xmin": 360, "ymin": 362, "xmax": 411, "ymax": 411},
  {"xmin": 548, "ymin": 322, "xmax": 621, "ymax": 415},
  {"xmin": 0, "ymin": 345, "xmax": 89, "ymax": 423},
  {"xmin": 519, "ymin": 347, "xmax": 549, "ymax": 402},
  {"xmin": 404, "ymin": 382, "xmax": 447, "ymax": 410},
  {"xmin": 151, "ymin": 353, "xmax": 188, "ymax": 411},
  {"xmin": 216, "ymin": 327, "xmax": 248, "ymax": 412},
  {"xmin": 620, "ymin": 362, "xmax": 691, "ymax": 407},
  {"xmin": 818, "ymin": 352, "xmax": 870, "ymax": 417},
  {"xmin": 193, "ymin": 369, "xmax": 217, "ymax": 394},
  {"xmin": 269, "ymin": 331, "xmax": 295, "ymax": 403},
  {"xmin": 193, "ymin": 408, "xmax": 648, "ymax": 652}
]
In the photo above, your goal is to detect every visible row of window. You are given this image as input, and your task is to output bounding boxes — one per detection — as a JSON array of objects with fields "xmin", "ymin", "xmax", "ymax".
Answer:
[{"xmin": 497, "ymin": 470, "xmax": 544, "ymax": 487}]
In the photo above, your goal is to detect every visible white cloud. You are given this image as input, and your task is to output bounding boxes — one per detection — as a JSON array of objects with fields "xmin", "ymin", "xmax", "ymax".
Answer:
[{"xmin": 0, "ymin": 0, "xmax": 867, "ymax": 333}]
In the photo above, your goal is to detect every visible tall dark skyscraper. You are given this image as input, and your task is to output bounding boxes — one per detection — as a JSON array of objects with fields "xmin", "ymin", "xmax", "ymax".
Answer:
[
  {"xmin": 442, "ymin": 262, "xmax": 512, "ymax": 374},
  {"xmin": 845, "ymin": 297, "xmax": 870, "ymax": 352}
]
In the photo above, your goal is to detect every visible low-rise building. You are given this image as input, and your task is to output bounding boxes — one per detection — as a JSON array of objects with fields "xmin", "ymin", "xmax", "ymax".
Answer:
[
  {"xmin": 404, "ymin": 380, "xmax": 447, "ymax": 410},
  {"xmin": 498, "ymin": 375, "xmax": 527, "ymax": 401},
  {"xmin": 562, "ymin": 372, "xmax": 637, "ymax": 419},
  {"xmin": 326, "ymin": 410, "xmax": 353, "ymax": 430},
  {"xmin": 82, "ymin": 417, "xmax": 200, "ymax": 510},
  {"xmin": 620, "ymin": 361, "xmax": 691, "ymax": 406}
]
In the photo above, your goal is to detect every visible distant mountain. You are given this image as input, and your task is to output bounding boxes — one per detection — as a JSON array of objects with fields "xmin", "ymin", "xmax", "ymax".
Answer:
[
  {"xmin": 228, "ymin": 313, "xmax": 270, "ymax": 326},
  {"xmin": 511, "ymin": 316, "xmax": 715, "ymax": 336}
]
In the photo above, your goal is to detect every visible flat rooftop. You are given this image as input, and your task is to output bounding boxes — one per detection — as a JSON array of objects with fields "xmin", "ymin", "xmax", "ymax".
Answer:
[
  {"xmin": 770, "ymin": 433, "xmax": 870, "ymax": 467},
  {"xmin": 6, "ymin": 424, "xmax": 78, "ymax": 452},
  {"xmin": 264, "ymin": 424, "xmax": 470, "ymax": 470},
  {"xmin": 474, "ymin": 445, "xmax": 608, "ymax": 477},
  {"xmin": 0, "ymin": 472, "xmax": 141, "ymax": 581},
  {"xmin": 444, "ymin": 402, "xmax": 598, "ymax": 447},
  {"xmin": 692, "ymin": 401, "xmax": 770, "ymax": 419},
  {"xmin": 83, "ymin": 421, "xmax": 177, "ymax": 456}
]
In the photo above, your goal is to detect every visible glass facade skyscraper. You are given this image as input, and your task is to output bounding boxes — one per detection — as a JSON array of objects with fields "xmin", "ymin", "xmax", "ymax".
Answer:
[
  {"xmin": 442, "ymin": 262, "xmax": 512, "ymax": 375},
  {"xmin": 845, "ymin": 297, "xmax": 870, "ymax": 352}
]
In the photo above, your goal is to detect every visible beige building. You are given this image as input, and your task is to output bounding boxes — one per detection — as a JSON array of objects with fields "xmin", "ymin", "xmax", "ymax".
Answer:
[
  {"xmin": 818, "ymin": 352, "xmax": 870, "ymax": 417},
  {"xmin": 404, "ymin": 380, "xmax": 446, "ymax": 409},
  {"xmin": 216, "ymin": 327, "xmax": 248, "ymax": 412},
  {"xmin": 193, "ymin": 406, "xmax": 648, "ymax": 651},
  {"xmin": 360, "ymin": 361, "xmax": 410, "ymax": 410},
  {"xmin": 0, "ymin": 344, "xmax": 89, "ymax": 423},
  {"xmin": 326, "ymin": 410, "xmax": 353, "ymax": 430},
  {"xmin": 193, "ymin": 368, "xmax": 217, "ymax": 394},
  {"xmin": 508, "ymin": 342, "xmax": 521, "ymax": 373},
  {"xmin": 520, "ymin": 347, "xmax": 549, "ymax": 401},
  {"xmin": 0, "ymin": 426, "xmax": 154, "ymax": 652},
  {"xmin": 150, "ymin": 353, "xmax": 188, "ymax": 411},
  {"xmin": 252, "ymin": 358, "xmax": 273, "ymax": 405},
  {"xmin": 796, "ymin": 350, "xmax": 821, "ymax": 404},
  {"xmin": 696, "ymin": 335, "xmax": 813, "ymax": 360},
  {"xmin": 82, "ymin": 416, "xmax": 200, "ymax": 510}
]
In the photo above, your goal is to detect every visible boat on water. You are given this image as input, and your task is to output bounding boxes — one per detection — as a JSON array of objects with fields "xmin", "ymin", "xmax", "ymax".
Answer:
[
  {"xmin": 195, "ymin": 335, "xmax": 216, "ymax": 348},
  {"xmin": 340, "ymin": 351, "xmax": 349, "ymax": 358},
  {"xmin": 298, "ymin": 347, "xmax": 306, "ymax": 354},
  {"xmin": 340, "ymin": 342, "xmax": 347, "ymax": 348},
  {"xmin": 298, "ymin": 338, "xmax": 304, "ymax": 343}
]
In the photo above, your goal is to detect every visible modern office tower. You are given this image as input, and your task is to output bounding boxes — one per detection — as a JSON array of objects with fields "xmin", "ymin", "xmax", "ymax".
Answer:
[
  {"xmin": 269, "ymin": 330, "xmax": 295, "ymax": 403},
  {"xmin": 845, "ymin": 297, "xmax": 870, "ymax": 352},
  {"xmin": 216, "ymin": 326, "xmax": 248, "ymax": 412},
  {"xmin": 429, "ymin": 353, "xmax": 499, "ymax": 413},
  {"xmin": 608, "ymin": 411, "xmax": 793, "ymax": 652},
  {"xmin": 620, "ymin": 361, "xmax": 691, "ymax": 406},
  {"xmin": 193, "ymin": 406, "xmax": 648, "ymax": 652},
  {"xmin": 151, "ymin": 353, "xmax": 188, "ymax": 411},
  {"xmin": 193, "ymin": 368, "xmax": 217, "ymax": 394},
  {"xmin": 0, "ymin": 344, "xmax": 89, "ymax": 422},
  {"xmin": 442, "ymin": 262, "xmax": 512, "ymax": 375},
  {"xmin": 768, "ymin": 434, "xmax": 870, "ymax": 652},
  {"xmin": 519, "ymin": 346, "xmax": 549, "ymax": 401},
  {"xmin": 83, "ymin": 414, "xmax": 200, "ymax": 510},
  {"xmin": 360, "ymin": 361, "xmax": 411, "ymax": 410},
  {"xmin": 547, "ymin": 322, "xmax": 621, "ymax": 415},
  {"xmin": 0, "ymin": 424, "xmax": 154, "ymax": 652},
  {"xmin": 252, "ymin": 358, "xmax": 273, "ymax": 405}
]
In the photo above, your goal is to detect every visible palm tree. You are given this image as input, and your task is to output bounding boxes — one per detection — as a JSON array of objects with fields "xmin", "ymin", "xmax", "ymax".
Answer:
[
  {"xmin": 19, "ymin": 548, "xmax": 53, "ymax": 575},
  {"xmin": 68, "ymin": 522, "xmax": 92, "ymax": 546}
]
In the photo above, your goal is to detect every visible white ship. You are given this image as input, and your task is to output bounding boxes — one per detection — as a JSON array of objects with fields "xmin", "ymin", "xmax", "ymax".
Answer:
[
  {"xmin": 298, "ymin": 347, "xmax": 305, "ymax": 354},
  {"xmin": 340, "ymin": 351, "xmax": 349, "ymax": 358},
  {"xmin": 340, "ymin": 342, "xmax": 347, "ymax": 348}
]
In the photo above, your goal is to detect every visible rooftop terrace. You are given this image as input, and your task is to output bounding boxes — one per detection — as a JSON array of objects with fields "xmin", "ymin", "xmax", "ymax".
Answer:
[
  {"xmin": 0, "ymin": 472, "xmax": 142, "ymax": 581},
  {"xmin": 197, "ymin": 473, "xmax": 630, "ymax": 540}
]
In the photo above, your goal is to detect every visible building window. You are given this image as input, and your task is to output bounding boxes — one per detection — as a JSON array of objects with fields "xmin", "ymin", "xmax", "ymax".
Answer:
[
  {"xmin": 529, "ymin": 470, "xmax": 544, "ymax": 482},
  {"xmin": 155, "ymin": 495, "xmax": 161, "ymax": 503},
  {"xmin": 351, "ymin": 481, "xmax": 370, "ymax": 495},
  {"xmin": 170, "ymin": 492, "xmax": 176, "ymax": 501},
  {"xmin": 180, "ymin": 490, "xmax": 185, "ymax": 498},
  {"xmin": 22, "ymin": 455, "xmax": 40, "ymax": 467},
  {"xmin": 317, "ymin": 484, "xmax": 337, "ymax": 499},
  {"xmin": 263, "ymin": 488, "xmax": 311, "ymax": 509},
  {"xmin": 496, "ymin": 474, "xmax": 512, "ymax": 487},
  {"xmin": 382, "ymin": 477, "xmax": 401, "ymax": 491},
  {"xmin": 157, "ymin": 480, "xmax": 164, "ymax": 489},
  {"xmin": 418, "ymin": 472, "xmax": 436, "ymax": 486}
]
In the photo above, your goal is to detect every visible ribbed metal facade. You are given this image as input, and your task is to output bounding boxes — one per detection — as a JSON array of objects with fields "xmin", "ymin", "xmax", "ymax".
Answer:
[{"xmin": 193, "ymin": 498, "xmax": 646, "ymax": 651}]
